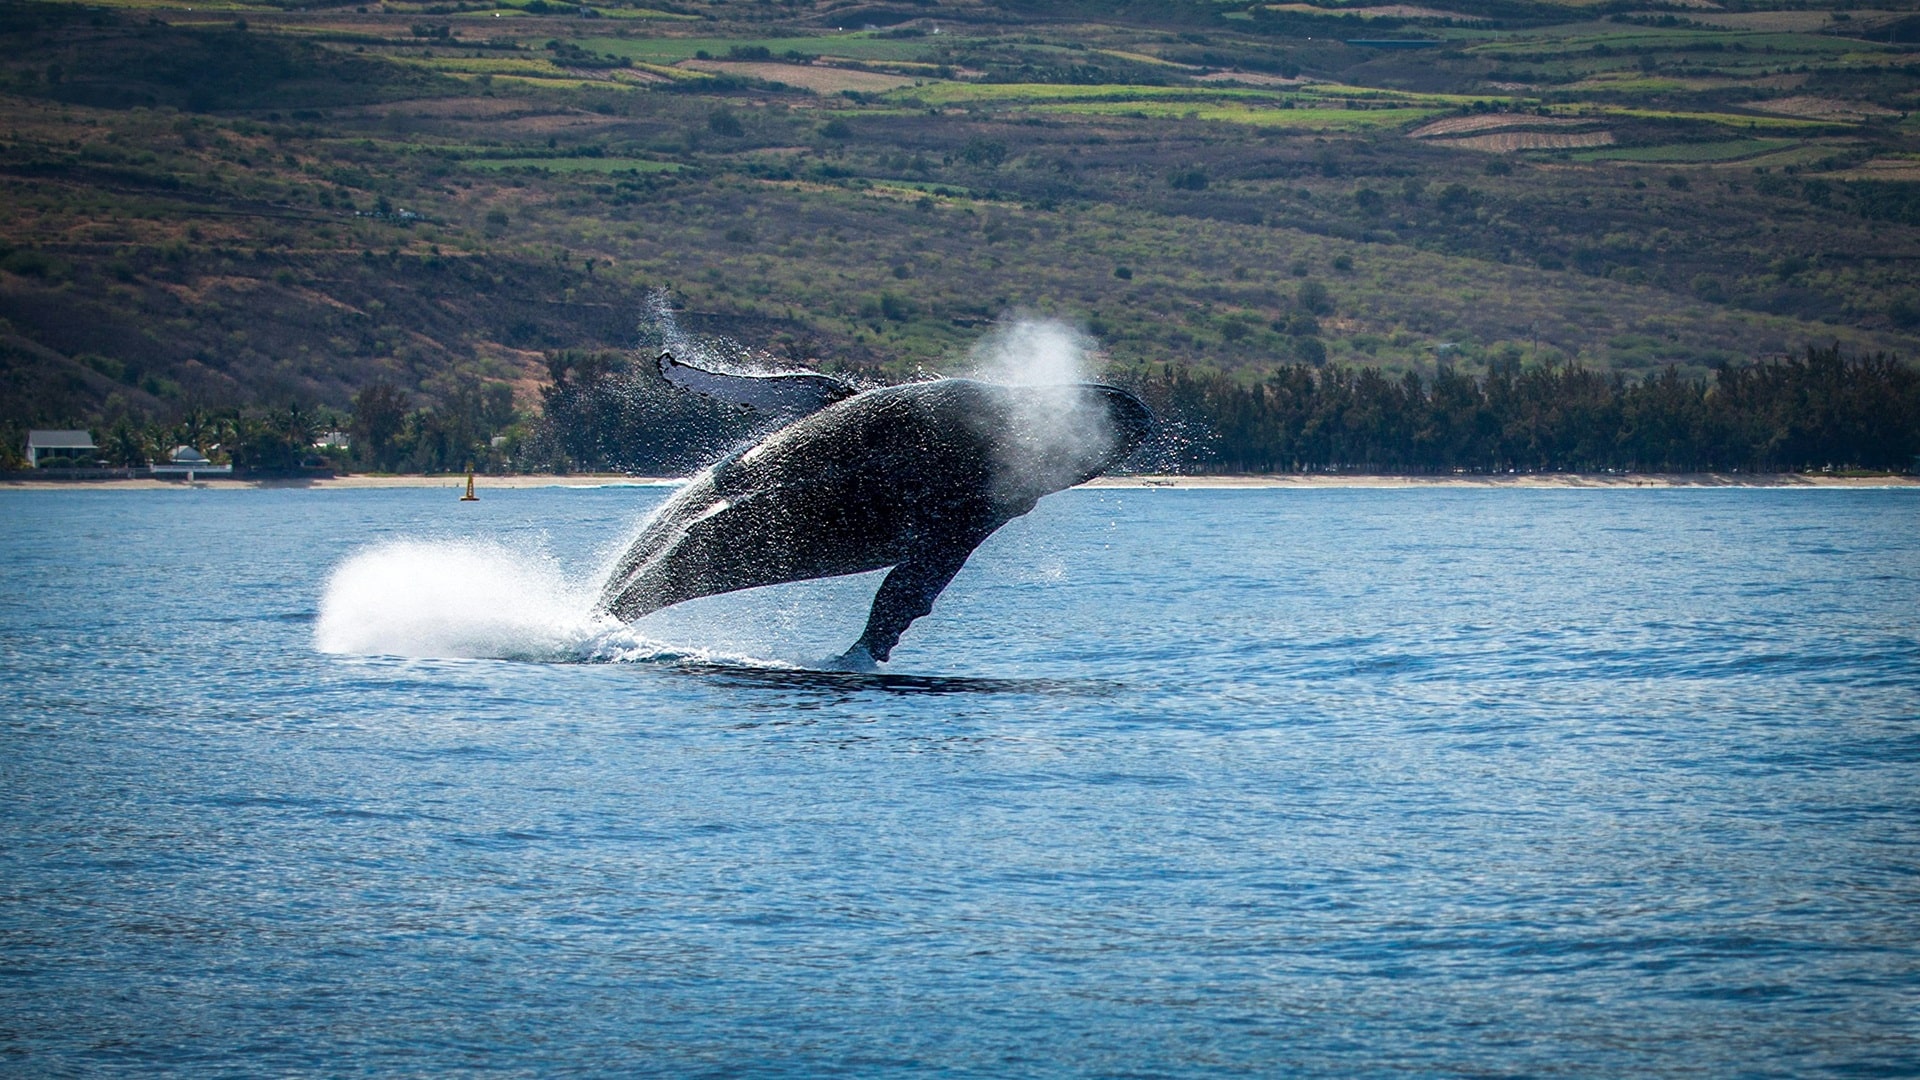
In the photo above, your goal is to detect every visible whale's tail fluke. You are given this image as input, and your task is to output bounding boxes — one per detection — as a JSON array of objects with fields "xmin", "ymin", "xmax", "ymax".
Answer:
[{"xmin": 657, "ymin": 350, "xmax": 854, "ymax": 420}]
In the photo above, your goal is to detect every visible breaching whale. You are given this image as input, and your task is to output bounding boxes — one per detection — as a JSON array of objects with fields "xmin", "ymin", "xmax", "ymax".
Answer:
[{"xmin": 597, "ymin": 356, "xmax": 1152, "ymax": 665}]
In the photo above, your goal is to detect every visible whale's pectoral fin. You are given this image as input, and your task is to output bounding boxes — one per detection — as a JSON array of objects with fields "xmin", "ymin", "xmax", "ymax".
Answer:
[
  {"xmin": 658, "ymin": 350, "xmax": 853, "ymax": 418},
  {"xmin": 843, "ymin": 543, "xmax": 978, "ymax": 664}
]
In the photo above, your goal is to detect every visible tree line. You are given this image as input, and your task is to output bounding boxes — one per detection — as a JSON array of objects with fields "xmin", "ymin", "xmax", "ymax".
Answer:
[
  {"xmin": 11, "ymin": 347, "xmax": 1916, "ymax": 477},
  {"xmin": 1122, "ymin": 346, "xmax": 1920, "ymax": 474},
  {"xmin": 523, "ymin": 344, "xmax": 1919, "ymax": 476}
]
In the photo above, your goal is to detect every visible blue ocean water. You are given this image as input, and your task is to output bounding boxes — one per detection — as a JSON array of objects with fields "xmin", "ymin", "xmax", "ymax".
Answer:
[{"xmin": 1, "ymin": 484, "xmax": 1916, "ymax": 1077}]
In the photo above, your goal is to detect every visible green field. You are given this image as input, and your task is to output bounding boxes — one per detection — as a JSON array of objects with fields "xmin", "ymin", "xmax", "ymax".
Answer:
[
  {"xmin": 1738, "ymin": 144, "xmax": 1874, "ymax": 169},
  {"xmin": 1029, "ymin": 101, "xmax": 1448, "ymax": 130},
  {"xmin": 479, "ymin": 1, "xmax": 695, "ymax": 18},
  {"xmin": 903, "ymin": 82, "xmax": 1282, "ymax": 106},
  {"xmin": 1553, "ymin": 106, "xmax": 1839, "ymax": 131},
  {"xmin": 1470, "ymin": 29, "xmax": 1885, "ymax": 57},
  {"xmin": 400, "ymin": 56, "xmax": 577, "ymax": 76},
  {"xmin": 579, "ymin": 33, "xmax": 947, "ymax": 65},
  {"xmin": 904, "ymin": 81, "xmax": 1509, "ymax": 111}
]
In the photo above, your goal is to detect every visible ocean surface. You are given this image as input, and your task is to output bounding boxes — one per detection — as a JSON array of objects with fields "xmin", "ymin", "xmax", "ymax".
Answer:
[{"xmin": 2, "ymin": 484, "xmax": 1916, "ymax": 1077}]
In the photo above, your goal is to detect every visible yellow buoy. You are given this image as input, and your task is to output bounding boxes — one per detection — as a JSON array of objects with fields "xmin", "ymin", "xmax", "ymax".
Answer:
[{"xmin": 460, "ymin": 468, "xmax": 479, "ymax": 502}]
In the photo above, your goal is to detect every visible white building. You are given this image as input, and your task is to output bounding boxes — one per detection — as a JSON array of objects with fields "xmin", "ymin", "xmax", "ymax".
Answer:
[
  {"xmin": 25, "ymin": 430, "xmax": 98, "ymax": 467},
  {"xmin": 149, "ymin": 445, "xmax": 232, "ymax": 480}
]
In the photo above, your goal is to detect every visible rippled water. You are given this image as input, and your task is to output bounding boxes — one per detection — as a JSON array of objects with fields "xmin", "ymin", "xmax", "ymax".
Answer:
[{"xmin": 3, "ymin": 485, "xmax": 1916, "ymax": 1077}]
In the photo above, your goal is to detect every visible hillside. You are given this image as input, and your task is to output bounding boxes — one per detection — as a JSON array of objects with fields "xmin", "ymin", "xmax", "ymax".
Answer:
[{"xmin": 1, "ymin": 0, "xmax": 1916, "ymax": 465}]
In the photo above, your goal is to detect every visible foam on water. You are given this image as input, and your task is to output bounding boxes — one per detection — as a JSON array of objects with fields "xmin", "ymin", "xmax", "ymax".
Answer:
[
  {"xmin": 314, "ymin": 540, "xmax": 618, "ymax": 661},
  {"xmin": 315, "ymin": 538, "xmax": 886, "ymax": 667}
]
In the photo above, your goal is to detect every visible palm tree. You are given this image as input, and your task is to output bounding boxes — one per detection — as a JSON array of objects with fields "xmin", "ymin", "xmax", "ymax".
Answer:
[
  {"xmin": 174, "ymin": 407, "xmax": 212, "ymax": 453},
  {"xmin": 105, "ymin": 421, "xmax": 152, "ymax": 468},
  {"xmin": 275, "ymin": 402, "xmax": 316, "ymax": 450}
]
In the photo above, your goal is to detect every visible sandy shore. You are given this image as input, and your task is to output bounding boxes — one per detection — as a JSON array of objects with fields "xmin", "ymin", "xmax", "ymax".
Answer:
[
  {"xmin": 5, "ymin": 472, "xmax": 1914, "ymax": 492},
  {"xmin": 1082, "ymin": 473, "xmax": 1920, "ymax": 489},
  {"xmin": 0, "ymin": 474, "xmax": 679, "ymax": 491}
]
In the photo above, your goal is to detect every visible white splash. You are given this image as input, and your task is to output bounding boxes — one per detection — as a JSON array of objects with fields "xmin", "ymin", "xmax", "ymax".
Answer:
[
  {"xmin": 315, "ymin": 540, "xmax": 616, "ymax": 660},
  {"xmin": 314, "ymin": 537, "xmax": 883, "ymax": 666},
  {"xmin": 644, "ymin": 287, "xmax": 820, "ymax": 378},
  {"xmin": 646, "ymin": 288, "xmax": 697, "ymax": 362},
  {"xmin": 966, "ymin": 316, "xmax": 1096, "ymax": 386}
]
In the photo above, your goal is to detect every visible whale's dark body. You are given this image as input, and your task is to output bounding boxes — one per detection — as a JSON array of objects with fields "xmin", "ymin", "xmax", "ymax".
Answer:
[{"xmin": 597, "ymin": 376, "xmax": 1151, "ymax": 663}]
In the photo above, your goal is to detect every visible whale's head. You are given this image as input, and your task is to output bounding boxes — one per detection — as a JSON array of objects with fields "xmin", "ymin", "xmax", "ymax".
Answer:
[{"xmin": 980, "ymin": 381, "xmax": 1153, "ymax": 507}]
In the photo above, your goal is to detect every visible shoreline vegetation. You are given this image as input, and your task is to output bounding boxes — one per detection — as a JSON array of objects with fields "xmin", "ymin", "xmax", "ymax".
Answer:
[
  {"xmin": 16, "ymin": 344, "xmax": 1914, "ymax": 479},
  {"xmin": 6, "ymin": 473, "xmax": 1914, "ymax": 492}
]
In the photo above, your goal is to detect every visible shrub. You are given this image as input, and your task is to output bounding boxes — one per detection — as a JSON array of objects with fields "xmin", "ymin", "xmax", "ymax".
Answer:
[
  {"xmin": 961, "ymin": 138, "xmax": 1007, "ymax": 168},
  {"xmin": 1169, "ymin": 168, "xmax": 1209, "ymax": 191},
  {"xmin": 1296, "ymin": 279, "xmax": 1332, "ymax": 316},
  {"xmin": 1889, "ymin": 293, "xmax": 1920, "ymax": 329}
]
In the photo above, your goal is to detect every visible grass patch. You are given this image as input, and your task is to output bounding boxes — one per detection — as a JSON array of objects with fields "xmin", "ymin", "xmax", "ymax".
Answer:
[
  {"xmin": 1471, "ymin": 28, "xmax": 1884, "ymax": 58},
  {"xmin": 484, "ymin": 1, "xmax": 696, "ymax": 18},
  {"xmin": 902, "ymin": 82, "xmax": 1280, "ymax": 106},
  {"xmin": 467, "ymin": 73, "xmax": 631, "ymax": 91},
  {"xmin": 443, "ymin": 2, "xmax": 692, "ymax": 17},
  {"xmin": 399, "ymin": 56, "xmax": 569, "ymax": 76},
  {"xmin": 1738, "ymin": 144, "xmax": 1866, "ymax": 169},
  {"xmin": 574, "ymin": 34, "xmax": 943, "ymax": 65},
  {"xmin": 1562, "ymin": 75, "xmax": 1712, "ymax": 93},
  {"xmin": 1093, "ymin": 48, "xmax": 1190, "ymax": 68},
  {"xmin": 1031, "ymin": 101, "xmax": 1448, "ymax": 130},
  {"xmin": 1556, "ymin": 106, "xmax": 1836, "ymax": 131},
  {"xmin": 901, "ymin": 80, "xmax": 1505, "ymax": 112}
]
